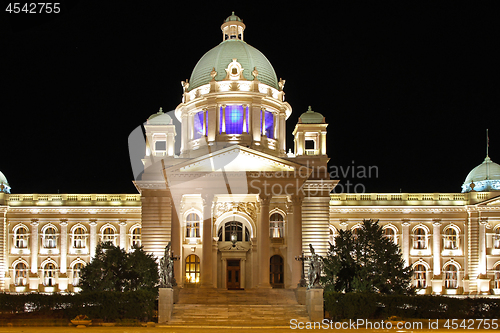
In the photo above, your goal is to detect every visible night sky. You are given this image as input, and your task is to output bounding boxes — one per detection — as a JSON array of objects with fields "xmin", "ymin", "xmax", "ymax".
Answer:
[{"xmin": 2, "ymin": 2, "xmax": 498, "ymax": 195}]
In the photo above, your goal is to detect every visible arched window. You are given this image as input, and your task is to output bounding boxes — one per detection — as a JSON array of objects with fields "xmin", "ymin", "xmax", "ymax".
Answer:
[
  {"xmin": 218, "ymin": 221, "xmax": 250, "ymax": 242},
  {"xmin": 43, "ymin": 262, "xmax": 57, "ymax": 286},
  {"xmin": 101, "ymin": 226, "xmax": 115, "ymax": 245},
  {"xmin": 73, "ymin": 262, "xmax": 84, "ymax": 286},
  {"xmin": 14, "ymin": 262, "xmax": 27, "ymax": 286},
  {"xmin": 14, "ymin": 226, "xmax": 29, "ymax": 248},
  {"xmin": 73, "ymin": 227, "xmax": 86, "ymax": 249},
  {"xmin": 43, "ymin": 226, "xmax": 57, "ymax": 248},
  {"xmin": 269, "ymin": 213, "xmax": 284, "ymax": 238},
  {"xmin": 186, "ymin": 213, "xmax": 200, "ymax": 238},
  {"xmin": 185, "ymin": 254, "xmax": 200, "ymax": 285},
  {"xmin": 444, "ymin": 264, "xmax": 458, "ymax": 289},
  {"xmin": 413, "ymin": 227, "xmax": 427, "ymax": 249},
  {"xmin": 131, "ymin": 227, "xmax": 141, "ymax": 247},
  {"xmin": 383, "ymin": 227, "xmax": 396, "ymax": 244},
  {"xmin": 414, "ymin": 264, "xmax": 427, "ymax": 289},
  {"xmin": 443, "ymin": 227, "xmax": 458, "ymax": 250}
]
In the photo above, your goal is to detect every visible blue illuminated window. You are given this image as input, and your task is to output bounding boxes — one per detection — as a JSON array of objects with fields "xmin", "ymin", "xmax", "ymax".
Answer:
[
  {"xmin": 261, "ymin": 110, "xmax": 274, "ymax": 139},
  {"xmin": 219, "ymin": 105, "xmax": 247, "ymax": 134},
  {"xmin": 193, "ymin": 111, "xmax": 205, "ymax": 139}
]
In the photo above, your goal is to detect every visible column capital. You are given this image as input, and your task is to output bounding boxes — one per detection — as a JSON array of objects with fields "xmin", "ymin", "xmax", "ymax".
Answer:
[
  {"xmin": 59, "ymin": 219, "xmax": 68, "ymax": 225},
  {"xmin": 260, "ymin": 195, "xmax": 271, "ymax": 206},
  {"xmin": 291, "ymin": 194, "xmax": 303, "ymax": 205},
  {"xmin": 401, "ymin": 219, "xmax": 411, "ymax": 226},
  {"xmin": 30, "ymin": 219, "xmax": 39, "ymax": 225},
  {"xmin": 89, "ymin": 219, "xmax": 98, "ymax": 225},
  {"xmin": 119, "ymin": 220, "xmax": 127, "ymax": 226},
  {"xmin": 432, "ymin": 220, "xmax": 442, "ymax": 227}
]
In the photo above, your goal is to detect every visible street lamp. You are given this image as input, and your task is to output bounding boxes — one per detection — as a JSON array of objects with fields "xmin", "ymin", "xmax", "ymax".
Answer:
[{"xmin": 295, "ymin": 251, "xmax": 309, "ymax": 287}]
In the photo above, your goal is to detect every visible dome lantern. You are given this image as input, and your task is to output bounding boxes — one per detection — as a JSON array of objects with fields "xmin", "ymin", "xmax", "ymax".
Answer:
[{"xmin": 221, "ymin": 12, "xmax": 245, "ymax": 41}]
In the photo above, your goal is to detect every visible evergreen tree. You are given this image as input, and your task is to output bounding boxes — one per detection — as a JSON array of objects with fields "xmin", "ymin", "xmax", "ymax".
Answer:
[
  {"xmin": 79, "ymin": 242, "xmax": 159, "ymax": 293},
  {"xmin": 322, "ymin": 219, "xmax": 414, "ymax": 295}
]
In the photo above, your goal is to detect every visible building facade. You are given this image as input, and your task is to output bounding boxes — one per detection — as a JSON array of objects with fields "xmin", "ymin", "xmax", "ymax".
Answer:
[{"xmin": 1, "ymin": 14, "xmax": 500, "ymax": 296}]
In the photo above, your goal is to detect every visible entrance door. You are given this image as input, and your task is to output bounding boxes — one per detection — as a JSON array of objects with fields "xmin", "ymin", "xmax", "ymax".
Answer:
[
  {"xmin": 227, "ymin": 259, "xmax": 240, "ymax": 289},
  {"xmin": 270, "ymin": 255, "xmax": 284, "ymax": 288}
]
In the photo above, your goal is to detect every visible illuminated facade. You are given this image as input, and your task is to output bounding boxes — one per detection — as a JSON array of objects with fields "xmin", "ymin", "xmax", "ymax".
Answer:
[{"xmin": 1, "ymin": 13, "xmax": 500, "ymax": 296}]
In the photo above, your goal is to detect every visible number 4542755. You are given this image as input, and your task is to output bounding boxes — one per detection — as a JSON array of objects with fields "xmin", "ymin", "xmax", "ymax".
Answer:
[{"xmin": 6, "ymin": 3, "xmax": 61, "ymax": 14}]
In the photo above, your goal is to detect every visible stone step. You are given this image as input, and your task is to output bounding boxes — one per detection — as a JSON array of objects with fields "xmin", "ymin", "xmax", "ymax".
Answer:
[{"xmin": 169, "ymin": 288, "xmax": 309, "ymax": 326}]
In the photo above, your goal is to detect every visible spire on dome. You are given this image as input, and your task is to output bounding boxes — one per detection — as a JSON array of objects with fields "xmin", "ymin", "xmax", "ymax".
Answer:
[{"xmin": 221, "ymin": 12, "xmax": 246, "ymax": 41}]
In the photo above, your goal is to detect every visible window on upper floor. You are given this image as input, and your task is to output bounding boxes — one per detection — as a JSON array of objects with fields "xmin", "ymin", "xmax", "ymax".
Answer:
[
  {"xmin": 186, "ymin": 213, "xmax": 201, "ymax": 238},
  {"xmin": 383, "ymin": 227, "xmax": 397, "ymax": 244},
  {"xmin": 14, "ymin": 226, "xmax": 29, "ymax": 249},
  {"xmin": 131, "ymin": 227, "xmax": 141, "ymax": 247},
  {"xmin": 43, "ymin": 226, "xmax": 57, "ymax": 249},
  {"xmin": 494, "ymin": 264, "xmax": 500, "ymax": 289},
  {"xmin": 101, "ymin": 227, "xmax": 116, "ymax": 245},
  {"xmin": 269, "ymin": 213, "xmax": 284, "ymax": 238},
  {"xmin": 72, "ymin": 227, "xmax": 87, "ymax": 249},
  {"xmin": 443, "ymin": 227, "xmax": 459, "ymax": 250},
  {"xmin": 218, "ymin": 221, "xmax": 250, "ymax": 242},
  {"xmin": 413, "ymin": 227, "xmax": 427, "ymax": 250},
  {"xmin": 73, "ymin": 262, "xmax": 85, "ymax": 286},
  {"xmin": 494, "ymin": 228, "xmax": 500, "ymax": 249}
]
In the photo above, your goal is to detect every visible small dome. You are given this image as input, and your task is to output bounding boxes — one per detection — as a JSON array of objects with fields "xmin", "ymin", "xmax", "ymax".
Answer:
[
  {"xmin": 462, "ymin": 156, "xmax": 500, "ymax": 192},
  {"xmin": 299, "ymin": 106, "xmax": 325, "ymax": 124},
  {"xmin": 0, "ymin": 170, "xmax": 11, "ymax": 193},
  {"xmin": 147, "ymin": 108, "xmax": 172, "ymax": 125},
  {"xmin": 224, "ymin": 11, "xmax": 242, "ymax": 23}
]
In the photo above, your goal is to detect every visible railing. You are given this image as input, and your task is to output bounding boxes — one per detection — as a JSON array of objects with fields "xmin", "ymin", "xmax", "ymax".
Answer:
[
  {"xmin": 6, "ymin": 194, "xmax": 141, "ymax": 206},
  {"xmin": 329, "ymin": 192, "xmax": 483, "ymax": 205}
]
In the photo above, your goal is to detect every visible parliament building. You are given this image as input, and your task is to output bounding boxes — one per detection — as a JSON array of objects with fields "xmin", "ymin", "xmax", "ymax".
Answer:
[{"xmin": 1, "ymin": 13, "xmax": 500, "ymax": 296}]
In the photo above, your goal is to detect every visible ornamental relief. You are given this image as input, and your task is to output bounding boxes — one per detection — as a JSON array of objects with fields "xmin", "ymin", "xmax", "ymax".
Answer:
[{"xmin": 213, "ymin": 201, "xmax": 257, "ymax": 222}]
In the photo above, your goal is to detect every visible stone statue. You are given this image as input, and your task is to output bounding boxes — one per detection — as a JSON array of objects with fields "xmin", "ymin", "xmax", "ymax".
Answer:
[
  {"xmin": 159, "ymin": 242, "xmax": 176, "ymax": 288},
  {"xmin": 308, "ymin": 243, "xmax": 322, "ymax": 289}
]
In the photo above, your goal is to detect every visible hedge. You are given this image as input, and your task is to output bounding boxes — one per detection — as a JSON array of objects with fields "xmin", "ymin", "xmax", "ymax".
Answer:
[
  {"xmin": 324, "ymin": 291, "xmax": 500, "ymax": 320},
  {"xmin": 0, "ymin": 290, "xmax": 156, "ymax": 322}
]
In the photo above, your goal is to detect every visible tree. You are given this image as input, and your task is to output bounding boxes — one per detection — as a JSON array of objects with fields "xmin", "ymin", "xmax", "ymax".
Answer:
[
  {"xmin": 322, "ymin": 219, "xmax": 414, "ymax": 295},
  {"xmin": 79, "ymin": 242, "xmax": 158, "ymax": 293}
]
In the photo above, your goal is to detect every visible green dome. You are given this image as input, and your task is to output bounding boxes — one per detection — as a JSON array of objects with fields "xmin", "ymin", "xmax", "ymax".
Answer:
[
  {"xmin": 188, "ymin": 39, "xmax": 279, "ymax": 91},
  {"xmin": 147, "ymin": 108, "xmax": 172, "ymax": 125},
  {"xmin": 462, "ymin": 156, "xmax": 500, "ymax": 192},
  {"xmin": 299, "ymin": 106, "xmax": 325, "ymax": 124}
]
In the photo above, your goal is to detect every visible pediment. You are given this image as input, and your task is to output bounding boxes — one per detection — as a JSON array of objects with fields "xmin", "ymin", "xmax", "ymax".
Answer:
[{"xmin": 165, "ymin": 145, "xmax": 307, "ymax": 174}]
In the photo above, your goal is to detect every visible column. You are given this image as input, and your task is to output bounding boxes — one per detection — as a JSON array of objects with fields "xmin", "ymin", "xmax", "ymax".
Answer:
[
  {"xmin": 252, "ymin": 105, "xmax": 261, "ymax": 144},
  {"xmin": 288, "ymin": 194, "xmax": 303, "ymax": 287},
  {"xmin": 171, "ymin": 195, "xmax": 182, "ymax": 287},
  {"xmin": 479, "ymin": 219, "xmax": 488, "ymax": 277},
  {"xmin": 280, "ymin": 114, "xmax": 286, "ymax": 154},
  {"xmin": 258, "ymin": 195, "xmax": 271, "ymax": 288},
  {"xmin": 89, "ymin": 220, "xmax": 97, "ymax": 258},
  {"xmin": 60, "ymin": 220, "xmax": 68, "ymax": 274},
  {"xmin": 119, "ymin": 220, "xmax": 127, "ymax": 250},
  {"xmin": 201, "ymin": 193, "xmax": 214, "ymax": 287},
  {"xmin": 401, "ymin": 220, "xmax": 410, "ymax": 266},
  {"xmin": 432, "ymin": 220, "xmax": 442, "ymax": 276},
  {"xmin": 181, "ymin": 113, "xmax": 188, "ymax": 154},
  {"xmin": 30, "ymin": 220, "xmax": 39, "ymax": 274},
  {"xmin": 242, "ymin": 105, "xmax": 247, "ymax": 133},
  {"xmin": 221, "ymin": 105, "xmax": 226, "ymax": 133}
]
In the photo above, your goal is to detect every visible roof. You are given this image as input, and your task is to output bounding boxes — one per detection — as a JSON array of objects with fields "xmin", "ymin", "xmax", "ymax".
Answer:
[
  {"xmin": 0, "ymin": 170, "xmax": 11, "ymax": 193},
  {"xmin": 462, "ymin": 156, "xmax": 500, "ymax": 192},
  {"xmin": 299, "ymin": 106, "xmax": 325, "ymax": 124},
  {"xmin": 188, "ymin": 40, "xmax": 278, "ymax": 91},
  {"xmin": 147, "ymin": 108, "xmax": 172, "ymax": 125}
]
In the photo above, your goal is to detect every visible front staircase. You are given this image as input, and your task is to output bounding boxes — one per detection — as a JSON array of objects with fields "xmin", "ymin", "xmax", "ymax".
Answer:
[{"xmin": 167, "ymin": 288, "xmax": 309, "ymax": 326}]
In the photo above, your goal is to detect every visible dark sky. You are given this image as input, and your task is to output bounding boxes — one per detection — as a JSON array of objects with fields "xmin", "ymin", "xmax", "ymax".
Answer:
[{"xmin": 1, "ymin": 2, "xmax": 498, "ymax": 195}]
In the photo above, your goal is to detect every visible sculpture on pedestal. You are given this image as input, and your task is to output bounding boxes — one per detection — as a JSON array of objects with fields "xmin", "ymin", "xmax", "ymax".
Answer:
[
  {"xmin": 308, "ymin": 243, "xmax": 322, "ymax": 289},
  {"xmin": 159, "ymin": 242, "xmax": 177, "ymax": 288}
]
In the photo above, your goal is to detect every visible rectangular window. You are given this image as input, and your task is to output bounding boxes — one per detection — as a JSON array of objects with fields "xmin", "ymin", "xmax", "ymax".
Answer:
[
  {"xmin": 220, "ymin": 105, "xmax": 244, "ymax": 134},
  {"xmin": 261, "ymin": 110, "xmax": 274, "ymax": 139},
  {"xmin": 193, "ymin": 111, "xmax": 205, "ymax": 139}
]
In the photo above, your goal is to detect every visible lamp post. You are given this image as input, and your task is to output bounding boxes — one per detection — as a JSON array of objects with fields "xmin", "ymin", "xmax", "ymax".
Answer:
[
  {"xmin": 295, "ymin": 251, "xmax": 309, "ymax": 287},
  {"xmin": 229, "ymin": 218, "xmax": 238, "ymax": 247}
]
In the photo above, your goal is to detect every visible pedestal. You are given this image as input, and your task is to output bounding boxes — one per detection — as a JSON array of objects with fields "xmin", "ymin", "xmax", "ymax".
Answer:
[
  {"xmin": 158, "ymin": 288, "xmax": 174, "ymax": 323},
  {"xmin": 296, "ymin": 286, "xmax": 307, "ymax": 305},
  {"xmin": 306, "ymin": 288, "xmax": 324, "ymax": 322}
]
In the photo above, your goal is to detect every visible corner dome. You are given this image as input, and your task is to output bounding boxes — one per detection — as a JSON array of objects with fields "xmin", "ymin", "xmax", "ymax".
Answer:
[
  {"xmin": 0, "ymin": 170, "xmax": 11, "ymax": 193},
  {"xmin": 147, "ymin": 108, "xmax": 172, "ymax": 125},
  {"xmin": 188, "ymin": 14, "xmax": 278, "ymax": 91},
  {"xmin": 299, "ymin": 106, "xmax": 325, "ymax": 124},
  {"xmin": 462, "ymin": 156, "xmax": 500, "ymax": 192}
]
